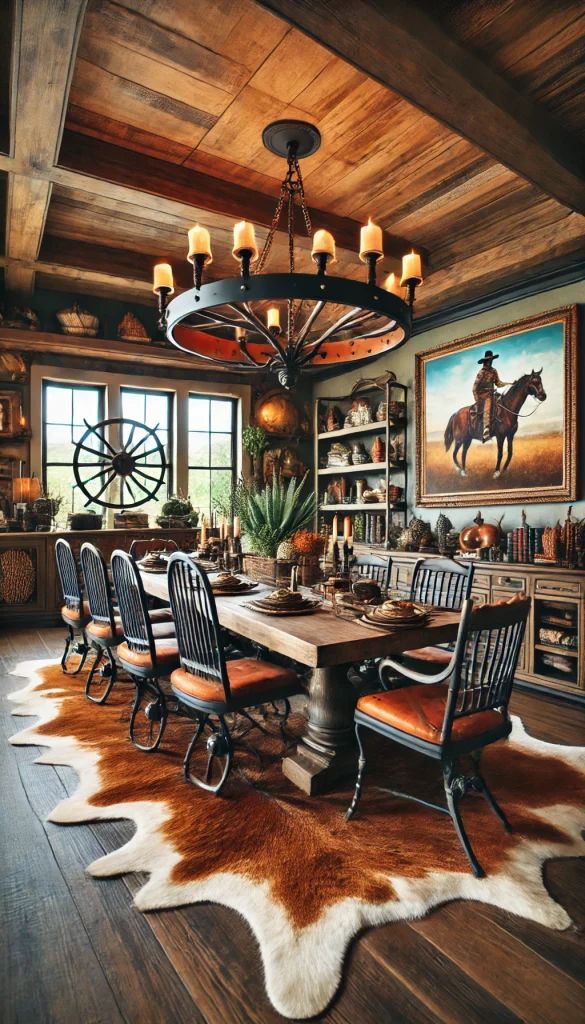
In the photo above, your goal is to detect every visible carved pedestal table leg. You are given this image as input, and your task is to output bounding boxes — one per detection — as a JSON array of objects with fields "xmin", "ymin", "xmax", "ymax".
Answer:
[{"xmin": 282, "ymin": 664, "xmax": 358, "ymax": 795}]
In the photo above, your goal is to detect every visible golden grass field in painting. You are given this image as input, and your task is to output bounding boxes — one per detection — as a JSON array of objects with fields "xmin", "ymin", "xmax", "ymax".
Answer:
[{"xmin": 425, "ymin": 431, "xmax": 563, "ymax": 495}]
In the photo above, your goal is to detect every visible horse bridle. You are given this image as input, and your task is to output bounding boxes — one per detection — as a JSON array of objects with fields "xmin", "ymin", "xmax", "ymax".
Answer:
[{"xmin": 498, "ymin": 382, "xmax": 545, "ymax": 419}]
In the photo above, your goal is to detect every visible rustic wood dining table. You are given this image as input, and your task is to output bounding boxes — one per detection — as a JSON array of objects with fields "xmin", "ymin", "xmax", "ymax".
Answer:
[{"xmin": 141, "ymin": 571, "xmax": 461, "ymax": 795}]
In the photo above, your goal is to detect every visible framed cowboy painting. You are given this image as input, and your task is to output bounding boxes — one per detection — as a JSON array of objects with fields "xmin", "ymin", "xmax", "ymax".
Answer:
[{"xmin": 415, "ymin": 306, "xmax": 578, "ymax": 507}]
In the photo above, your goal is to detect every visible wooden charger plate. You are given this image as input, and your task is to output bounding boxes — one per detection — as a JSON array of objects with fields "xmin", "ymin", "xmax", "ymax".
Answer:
[{"xmin": 246, "ymin": 598, "xmax": 321, "ymax": 616}]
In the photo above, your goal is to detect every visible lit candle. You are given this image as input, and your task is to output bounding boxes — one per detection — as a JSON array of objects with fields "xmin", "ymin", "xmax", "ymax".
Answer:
[
  {"xmin": 267, "ymin": 307, "xmax": 281, "ymax": 331},
  {"xmin": 233, "ymin": 516, "xmax": 241, "ymax": 539},
  {"xmin": 200, "ymin": 514, "xmax": 207, "ymax": 548},
  {"xmin": 187, "ymin": 224, "xmax": 212, "ymax": 263},
  {"xmin": 232, "ymin": 220, "xmax": 258, "ymax": 260},
  {"xmin": 343, "ymin": 515, "xmax": 352, "ymax": 541},
  {"xmin": 401, "ymin": 250, "xmax": 423, "ymax": 285},
  {"xmin": 382, "ymin": 272, "xmax": 404, "ymax": 298},
  {"xmin": 152, "ymin": 263, "xmax": 174, "ymax": 293},
  {"xmin": 359, "ymin": 217, "xmax": 383, "ymax": 260},
  {"xmin": 311, "ymin": 228, "xmax": 336, "ymax": 262}
]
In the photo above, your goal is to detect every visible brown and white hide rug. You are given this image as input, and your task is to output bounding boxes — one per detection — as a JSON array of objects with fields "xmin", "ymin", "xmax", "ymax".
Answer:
[{"xmin": 8, "ymin": 660, "xmax": 585, "ymax": 1019}]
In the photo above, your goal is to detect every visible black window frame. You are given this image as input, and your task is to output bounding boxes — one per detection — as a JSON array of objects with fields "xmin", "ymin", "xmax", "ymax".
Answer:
[
  {"xmin": 42, "ymin": 379, "xmax": 106, "ymax": 515},
  {"xmin": 188, "ymin": 394, "xmax": 237, "ymax": 517},
  {"xmin": 119, "ymin": 385, "xmax": 174, "ymax": 507}
]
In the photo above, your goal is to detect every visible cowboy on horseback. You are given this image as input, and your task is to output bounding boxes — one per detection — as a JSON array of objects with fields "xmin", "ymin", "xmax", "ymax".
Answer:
[{"xmin": 472, "ymin": 350, "xmax": 513, "ymax": 442}]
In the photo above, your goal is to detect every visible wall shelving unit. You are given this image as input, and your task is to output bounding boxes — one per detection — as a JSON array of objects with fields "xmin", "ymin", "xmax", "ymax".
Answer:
[{"xmin": 314, "ymin": 379, "xmax": 408, "ymax": 548}]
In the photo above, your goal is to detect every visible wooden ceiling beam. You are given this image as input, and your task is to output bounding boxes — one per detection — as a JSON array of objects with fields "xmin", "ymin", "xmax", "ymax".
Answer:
[
  {"xmin": 254, "ymin": 0, "xmax": 585, "ymax": 215},
  {"xmin": 56, "ymin": 131, "xmax": 424, "ymax": 263},
  {"xmin": 4, "ymin": 0, "xmax": 88, "ymax": 295}
]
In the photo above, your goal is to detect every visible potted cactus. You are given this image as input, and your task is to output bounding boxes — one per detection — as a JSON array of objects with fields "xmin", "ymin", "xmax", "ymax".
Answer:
[{"xmin": 237, "ymin": 472, "xmax": 316, "ymax": 582}]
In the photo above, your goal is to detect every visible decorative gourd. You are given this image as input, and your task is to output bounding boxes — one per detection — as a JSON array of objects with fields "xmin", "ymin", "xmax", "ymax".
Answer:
[
  {"xmin": 459, "ymin": 511, "xmax": 504, "ymax": 551},
  {"xmin": 276, "ymin": 540, "xmax": 296, "ymax": 561}
]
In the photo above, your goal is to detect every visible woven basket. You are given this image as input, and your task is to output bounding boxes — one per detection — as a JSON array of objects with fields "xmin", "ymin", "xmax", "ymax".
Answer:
[{"xmin": 242, "ymin": 554, "xmax": 296, "ymax": 585}]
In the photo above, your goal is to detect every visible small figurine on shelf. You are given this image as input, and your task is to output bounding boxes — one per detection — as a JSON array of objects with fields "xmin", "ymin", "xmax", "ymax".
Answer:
[
  {"xmin": 324, "ymin": 406, "xmax": 342, "ymax": 432},
  {"xmin": 344, "ymin": 396, "xmax": 373, "ymax": 427},
  {"xmin": 371, "ymin": 435, "xmax": 385, "ymax": 463},
  {"xmin": 435, "ymin": 513, "xmax": 454, "ymax": 556}
]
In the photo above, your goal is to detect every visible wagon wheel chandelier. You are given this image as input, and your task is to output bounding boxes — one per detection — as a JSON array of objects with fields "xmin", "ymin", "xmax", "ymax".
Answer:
[{"xmin": 153, "ymin": 120, "xmax": 423, "ymax": 388}]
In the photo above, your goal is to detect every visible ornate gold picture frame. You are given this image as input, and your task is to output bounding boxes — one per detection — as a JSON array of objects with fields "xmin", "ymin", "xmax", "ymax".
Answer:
[{"xmin": 415, "ymin": 306, "xmax": 578, "ymax": 507}]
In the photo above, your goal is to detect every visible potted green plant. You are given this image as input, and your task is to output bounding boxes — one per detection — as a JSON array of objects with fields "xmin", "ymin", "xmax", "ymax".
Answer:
[
  {"xmin": 156, "ymin": 495, "xmax": 199, "ymax": 529},
  {"xmin": 242, "ymin": 424, "xmax": 267, "ymax": 490},
  {"xmin": 237, "ymin": 471, "xmax": 316, "ymax": 581}
]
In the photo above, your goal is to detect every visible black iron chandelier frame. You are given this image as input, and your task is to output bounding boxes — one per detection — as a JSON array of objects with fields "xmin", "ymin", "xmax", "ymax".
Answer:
[{"xmin": 156, "ymin": 120, "xmax": 419, "ymax": 388}]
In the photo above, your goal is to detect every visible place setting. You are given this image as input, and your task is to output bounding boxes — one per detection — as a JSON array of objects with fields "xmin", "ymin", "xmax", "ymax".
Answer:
[
  {"xmin": 209, "ymin": 570, "xmax": 259, "ymax": 597},
  {"xmin": 360, "ymin": 598, "xmax": 431, "ymax": 631}
]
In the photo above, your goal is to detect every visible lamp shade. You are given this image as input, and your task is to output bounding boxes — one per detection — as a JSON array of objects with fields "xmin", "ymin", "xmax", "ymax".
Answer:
[{"xmin": 13, "ymin": 477, "xmax": 42, "ymax": 503}]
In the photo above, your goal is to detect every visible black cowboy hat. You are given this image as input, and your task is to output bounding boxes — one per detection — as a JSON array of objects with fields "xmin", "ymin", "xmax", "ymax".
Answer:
[{"xmin": 478, "ymin": 349, "xmax": 499, "ymax": 364}]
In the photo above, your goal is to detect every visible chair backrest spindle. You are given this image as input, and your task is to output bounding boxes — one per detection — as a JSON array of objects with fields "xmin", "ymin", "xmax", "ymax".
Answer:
[
  {"xmin": 442, "ymin": 595, "xmax": 530, "ymax": 742},
  {"xmin": 80, "ymin": 542, "xmax": 117, "ymax": 634},
  {"xmin": 111, "ymin": 550, "xmax": 156, "ymax": 661},
  {"xmin": 410, "ymin": 557, "xmax": 473, "ymax": 610},
  {"xmin": 167, "ymin": 553, "xmax": 230, "ymax": 699},
  {"xmin": 55, "ymin": 538, "xmax": 83, "ymax": 612}
]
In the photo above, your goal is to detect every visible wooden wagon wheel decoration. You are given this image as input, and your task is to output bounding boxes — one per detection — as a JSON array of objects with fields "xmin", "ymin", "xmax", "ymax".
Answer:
[{"xmin": 73, "ymin": 417, "xmax": 166, "ymax": 509}]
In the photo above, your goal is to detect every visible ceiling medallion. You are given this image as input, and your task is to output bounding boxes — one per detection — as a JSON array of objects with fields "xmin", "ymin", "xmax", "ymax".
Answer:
[{"xmin": 153, "ymin": 120, "xmax": 423, "ymax": 388}]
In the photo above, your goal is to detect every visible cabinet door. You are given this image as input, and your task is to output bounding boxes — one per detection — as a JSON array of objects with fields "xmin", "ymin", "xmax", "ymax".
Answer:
[
  {"xmin": 0, "ymin": 539, "xmax": 49, "ymax": 616},
  {"xmin": 492, "ymin": 586, "xmax": 529, "ymax": 674}
]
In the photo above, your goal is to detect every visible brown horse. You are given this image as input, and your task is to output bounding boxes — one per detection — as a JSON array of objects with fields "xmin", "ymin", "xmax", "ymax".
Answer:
[{"xmin": 444, "ymin": 370, "xmax": 546, "ymax": 478}]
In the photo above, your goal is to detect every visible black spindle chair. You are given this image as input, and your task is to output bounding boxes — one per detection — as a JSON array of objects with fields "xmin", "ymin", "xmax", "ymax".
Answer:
[
  {"xmin": 80, "ymin": 542, "xmax": 124, "ymax": 704},
  {"xmin": 347, "ymin": 595, "xmax": 531, "ymax": 877},
  {"xmin": 55, "ymin": 538, "xmax": 90, "ymax": 674},
  {"xmin": 111, "ymin": 550, "xmax": 179, "ymax": 751},
  {"xmin": 381, "ymin": 557, "xmax": 474, "ymax": 682},
  {"xmin": 353, "ymin": 553, "xmax": 391, "ymax": 592},
  {"xmin": 167, "ymin": 552, "xmax": 304, "ymax": 795}
]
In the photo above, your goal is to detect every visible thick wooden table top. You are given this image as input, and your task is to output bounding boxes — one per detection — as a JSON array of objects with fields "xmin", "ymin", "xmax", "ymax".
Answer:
[{"xmin": 141, "ymin": 572, "xmax": 461, "ymax": 669}]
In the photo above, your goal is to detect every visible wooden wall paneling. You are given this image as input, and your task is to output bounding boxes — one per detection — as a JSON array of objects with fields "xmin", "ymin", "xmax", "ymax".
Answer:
[
  {"xmin": 113, "ymin": 0, "xmax": 289, "ymax": 74},
  {"xmin": 414, "ymin": 0, "xmax": 585, "ymax": 138},
  {"xmin": 421, "ymin": 211, "xmax": 585, "ymax": 312},
  {"xmin": 56, "ymin": 133, "xmax": 421, "ymax": 262},
  {"xmin": 5, "ymin": 0, "xmax": 88, "ymax": 294},
  {"xmin": 254, "ymin": 0, "xmax": 585, "ymax": 214}
]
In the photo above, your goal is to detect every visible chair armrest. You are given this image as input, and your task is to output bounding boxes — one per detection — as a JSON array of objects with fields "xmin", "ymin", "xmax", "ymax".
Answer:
[{"xmin": 378, "ymin": 653, "xmax": 456, "ymax": 689}]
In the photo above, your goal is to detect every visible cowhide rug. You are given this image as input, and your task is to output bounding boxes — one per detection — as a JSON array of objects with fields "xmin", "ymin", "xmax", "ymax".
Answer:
[{"xmin": 8, "ymin": 660, "xmax": 585, "ymax": 1019}]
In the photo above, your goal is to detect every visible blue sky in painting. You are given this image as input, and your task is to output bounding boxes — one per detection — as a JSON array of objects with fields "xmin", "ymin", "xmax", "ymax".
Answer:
[{"xmin": 424, "ymin": 322, "xmax": 565, "ymax": 440}]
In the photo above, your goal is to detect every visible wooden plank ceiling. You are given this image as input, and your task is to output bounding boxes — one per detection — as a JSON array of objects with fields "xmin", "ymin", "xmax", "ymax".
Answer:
[{"xmin": 1, "ymin": 0, "xmax": 584, "ymax": 319}]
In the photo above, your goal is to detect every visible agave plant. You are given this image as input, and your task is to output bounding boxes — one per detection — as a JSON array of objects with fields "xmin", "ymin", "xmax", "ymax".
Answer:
[{"xmin": 237, "ymin": 472, "xmax": 316, "ymax": 557}]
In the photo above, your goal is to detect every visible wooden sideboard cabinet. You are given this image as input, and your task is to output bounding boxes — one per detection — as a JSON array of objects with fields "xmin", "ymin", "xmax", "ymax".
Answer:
[
  {"xmin": 0, "ymin": 528, "xmax": 196, "ymax": 627},
  {"xmin": 383, "ymin": 551, "xmax": 584, "ymax": 701}
]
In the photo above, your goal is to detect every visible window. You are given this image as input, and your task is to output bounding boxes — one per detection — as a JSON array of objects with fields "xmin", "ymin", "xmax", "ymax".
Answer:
[
  {"xmin": 120, "ymin": 387, "xmax": 173, "ymax": 520},
  {"xmin": 188, "ymin": 395, "xmax": 237, "ymax": 519},
  {"xmin": 42, "ymin": 380, "xmax": 106, "ymax": 526}
]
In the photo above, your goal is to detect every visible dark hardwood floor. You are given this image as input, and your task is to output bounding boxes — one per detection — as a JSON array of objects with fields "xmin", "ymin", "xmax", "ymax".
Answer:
[{"xmin": 2, "ymin": 626, "xmax": 584, "ymax": 1024}]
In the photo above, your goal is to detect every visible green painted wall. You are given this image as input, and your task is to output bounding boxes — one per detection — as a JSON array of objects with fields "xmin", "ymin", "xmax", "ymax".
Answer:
[{"xmin": 313, "ymin": 279, "xmax": 585, "ymax": 532}]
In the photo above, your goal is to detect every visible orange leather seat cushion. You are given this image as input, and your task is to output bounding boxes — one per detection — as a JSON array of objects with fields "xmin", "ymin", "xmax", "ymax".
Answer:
[
  {"xmin": 357, "ymin": 684, "xmax": 505, "ymax": 745},
  {"xmin": 171, "ymin": 658, "xmax": 300, "ymax": 706},
  {"xmin": 117, "ymin": 639, "xmax": 180, "ymax": 673},
  {"xmin": 400, "ymin": 646, "xmax": 452, "ymax": 666},
  {"xmin": 61, "ymin": 600, "xmax": 90, "ymax": 626},
  {"xmin": 86, "ymin": 618, "xmax": 124, "ymax": 642}
]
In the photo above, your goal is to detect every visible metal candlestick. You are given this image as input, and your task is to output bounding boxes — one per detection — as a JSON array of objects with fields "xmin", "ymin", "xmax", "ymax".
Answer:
[
  {"xmin": 193, "ymin": 253, "xmax": 206, "ymax": 292},
  {"xmin": 155, "ymin": 286, "xmax": 171, "ymax": 331}
]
